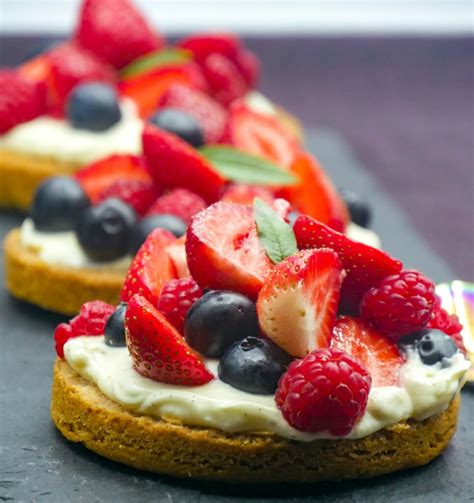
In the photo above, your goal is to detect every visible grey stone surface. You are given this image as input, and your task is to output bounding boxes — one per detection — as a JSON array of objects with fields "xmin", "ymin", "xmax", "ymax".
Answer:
[{"xmin": 0, "ymin": 131, "xmax": 472, "ymax": 502}]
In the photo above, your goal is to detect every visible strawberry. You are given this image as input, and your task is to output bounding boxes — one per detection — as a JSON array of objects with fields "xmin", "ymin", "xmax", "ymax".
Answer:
[
  {"xmin": 271, "ymin": 198, "xmax": 292, "ymax": 223},
  {"xmin": 222, "ymin": 101, "xmax": 299, "ymax": 168},
  {"xmin": 278, "ymin": 151, "xmax": 349, "ymax": 232},
  {"xmin": 48, "ymin": 42, "xmax": 116, "ymax": 112},
  {"xmin": 0, "ymin": 70, "xmax": 47, "ymax": 133},
  {"xmin": 147, "ymin": 188, "xmax": 206, "ymax": 225},
  {"xmin": 220, "ymin": 184, "xmax": 274, "ymax": 206},
  {"xmin": 98, "ymin": 179, "xmax": 159, "ymax": 215},
  {"xmin": 119, "ymin": 64, "xmax": 207, "ymax": 118},
  {"xmin": 75, "ymin": 154, "xmax": 154, "ymax": 203},
  {"xmin": 177, "ymin": 33, "xmax": 241, "ymax": 64},
  {"xmin": 166, "ymin": 236, "xmax": 190, "ymax": 278},
  {"xmin": 142, "ymin": 124, "xmax": 225, "ymax": 203},
  {"xmin": 126, "ymin": 294, "xmax": 214, "ymax": 385},
  {"xmin": 120, "ymin": 228, "xmax": 177, "ymax": 305},
  {"xmin": 75, "ymin": 0, "xmax": 164, "ymax": 69},
  {"xmin": 294, "ymin": 215, "xmax": 403, "ymax": 313},
  {"xmin": 186, "ymin": 202, "xmax": 273, "ymax": 299},
  {"xmin": 257, "ymin": 249, "xmax": 344, "ymax": 357},
  {"xmin": 156, "ymin": 83, "xmax": 228, "ymax": 143},
  {"xmin": 331, "ymin": 316, "xmax": 404, "ymax": 387},
  {"xmin": 234, "ymin": 49, "xmax": 260, "ymax": 88},
  {"xmin": 201, "ymin": 53, "xmax": 248, "ymax": 106}
]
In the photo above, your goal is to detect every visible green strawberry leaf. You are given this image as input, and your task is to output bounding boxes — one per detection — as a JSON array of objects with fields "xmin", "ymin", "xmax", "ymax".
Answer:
[
  {"xmin": 120, "ymin": 49, "xmax": 192, "ymax": 79},
  {"xmin": 199, "ymin": 146, "xmax": 298, "ymax": 186},
  {"xmin": 253, "ymin": 198, "xmax": 297, "ymax": 264}
]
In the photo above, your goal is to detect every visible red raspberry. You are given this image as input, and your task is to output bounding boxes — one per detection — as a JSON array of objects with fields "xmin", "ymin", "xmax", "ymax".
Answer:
[
  {"xmin": 359, "ymin": 270, "xmax": 436, "ymax": 339},
  {"xmin": 157, "ymin": 277, "xmax": 203, "ymax": 334},
  {"xmin": 54, "ymin": 301, "xmax": 115, "ymax": 357},
  {"xmin": 147, "ymin": 188, "xmax": 207, "ymax": 225},
  {"xmin": 275, "ymin": 348, "xmax": 371, "ymax": 436},
  {"xmin": 98, "ymin": 179, "xmax": 159, "ymax": 216},
  {"xmin": 428, "ymin": 304, "xmax": 466, "ymax": 354}
]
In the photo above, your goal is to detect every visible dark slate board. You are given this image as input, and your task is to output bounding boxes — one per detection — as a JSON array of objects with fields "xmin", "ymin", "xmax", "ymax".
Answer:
[{"xmin": 1, "ymin": 130, "xmax": 472, "ymax": 503}]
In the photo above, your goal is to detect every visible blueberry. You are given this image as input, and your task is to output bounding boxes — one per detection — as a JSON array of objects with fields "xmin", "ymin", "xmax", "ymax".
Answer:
[
  {"xmin": 75, "ymin": 198, "xmax": 137, "ymax": 261},
  {"xmin": 67, "ymin": 82, "xmax": 121, "ymax": 132},
  {"xmin": 340, "ymin": 189, "xmax": 372, "ymax": 228},
  {"xmin": 218, "ymin": 336, "xmax": 293, "ymax": 394},
  {"xmin": 415, "ymin": 329, "xmax": 458, "ymax": 366},
  {"xmin": 184, "ymin": 291, "xmax": 259, "ymax": 358},
  {"xmin": 129, "ymin": 214, "xmax": 187, "ymax": 254},
  {"xmin": 30, "ymin": 176, "xmax": 90, "ymax": 231},
  {"xmin": 104, "ymin": 302, "xmax": 127, "ymax": 347},
  {"xmin": 149, "ymin": 108, "xmax": 205, "ymax": 147}
]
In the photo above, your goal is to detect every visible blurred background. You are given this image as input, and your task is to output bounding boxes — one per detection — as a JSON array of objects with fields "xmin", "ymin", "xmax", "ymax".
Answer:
[{"xmin": 1, "ymin": 0, "xmax": 473, "ymax": 278}]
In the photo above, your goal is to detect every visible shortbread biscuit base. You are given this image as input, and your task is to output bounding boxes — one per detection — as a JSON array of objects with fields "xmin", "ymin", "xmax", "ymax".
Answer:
[
  {"xmin": 0, "ymin": 149, "xmax": 81, "ymax": 211},
  {"xmin": 51, "ymin": 358, "xmax": 460, "ymax": 483},
  {"xmin": 4, "ymin": 229, "xmax": 123, "ymax": 315}
]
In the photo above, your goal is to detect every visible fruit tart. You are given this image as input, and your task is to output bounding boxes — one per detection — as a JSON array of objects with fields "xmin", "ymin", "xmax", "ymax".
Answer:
[
  {"xmin": 0, "ymin": 0, "xmax": 301, "ymax": 211},
  {"xmin": 51, "ymin": 200, "xmax": 470, "ymax": 483},
  {"xmin": 4, "ymin": 100, "xmax": 377, "ymax": 315}
]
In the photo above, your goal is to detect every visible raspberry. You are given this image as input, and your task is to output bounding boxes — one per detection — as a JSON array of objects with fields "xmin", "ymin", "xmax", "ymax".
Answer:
[
  {"xmin": 157, "ymin": 277, "xmax": 203, "ymax": 334},
  {"xmin": 428, "ymin": 304, "xmax": 466, "ymax": 354},
  {"xmin": 147, "ymin": 188, "xmax": 207, "ymax": 225},
  {"xmin": 98, "ymin": 179, "xmax": 159, "ymax": 216},
  {"xmin": 275, "ymin": 348, "xmax": 371, "ymax": 436},
  {"xmin": 359, "ymin": 270, "xmax": 436, "ymax": 339},
  {"xmin": 54, "ymin": 301, "xmax": 115, "ymax": 357}
]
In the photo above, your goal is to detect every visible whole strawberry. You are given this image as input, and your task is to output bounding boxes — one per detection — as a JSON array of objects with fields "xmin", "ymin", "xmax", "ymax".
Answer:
[
  {"xmin": 360, "ymin": 270, "xmax": 437, "ymax": 339},
  {"xmin": 147, "ymin": 188, "xmax": 206, "ymax": 225},
  {"xmin": 157, "ymin": 277, "xmax": 203, "ymax": 334},
  {"xmin": 275, "ymin": 348, "xmax": 371, "ymax": 435}
]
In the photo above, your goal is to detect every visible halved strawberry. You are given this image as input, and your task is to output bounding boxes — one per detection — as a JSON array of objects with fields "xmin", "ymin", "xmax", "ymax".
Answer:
[
  {"xmin": 177, "ymin": 33, "xmax": 241, "ymax": 64},
  {"xmin": 126, "ymin": 294, "xmax": 214, "ymax": 385},
  {"xmin": 294, "ymin": 215, "xmax": 403, "ymax": 312},
  {"xmin": 142, "ymin": 124, "xmax": 225, "ymax": 203},
  {"xmin": 75, "ymin": 154, "xmax": 154, "ymax": 203},
  {"xmin": 220, "ymin": 184, "xmax": 274, "ymax": 206},
  {"xmin": 222, "ymin": 101, "xmax": 299, "ymax": 168},
  {"xmin": 331, "ymin": 316, "xmax": 404, "ymax": 387},
  {"xmin": 156, "ymin": 83, "xmax": 228, "ymax": 143},
  {"xmin": 166, "ymin": 236, "xmax": 190, "ymax": 278},
  {"xmin": 120, "ymin": 228, "xmax": 177, "ymax": 305},
  {"xmin": 75, "ymin": 0, "xmax": 164, "ymax": 69},
  {"xmin": 257, "ymin": 249, "xmax": 344, "ymax": 357},
  {"xmin": 119, "ymin": 63, "xmax": 206, "ymax": 118},
  {"xmin": 278, "ymin": 151, "xmax": 349, "ymax": 232},
  {"xmin": 186, "ymin": 202, "xmax": 273, "ymax": 299}
]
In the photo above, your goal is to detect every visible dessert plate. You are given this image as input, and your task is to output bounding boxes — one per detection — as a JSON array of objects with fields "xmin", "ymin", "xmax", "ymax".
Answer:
[{"xmin": 1, "ymin": 131, "xmax": 472, "ymax": 501}]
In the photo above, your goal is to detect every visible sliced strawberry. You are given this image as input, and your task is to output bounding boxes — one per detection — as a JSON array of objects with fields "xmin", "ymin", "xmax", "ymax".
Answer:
[
  {"xmin": 19, "ymin": 54, "xmax": 52, "ymax": 84},
  {"xmin": 201, "ymin": 53, "xmax": 248, "ymax": 106},
  {"xmin": 278, "ymin": 151, "xmax": 349, "ymax": 232},
  {"xmin": 126, "ymin": 294, "xmax": 214, "ymax": 385},
  {"xmin": 294, "ymin": 215, "xmax": 403, "ymax": 312},
  {"xmin": 257, "ymin": 249, "xmax": 344, "ymax": 357},
  {"xmin": 119, "ymin": 63, "xmax": 206, "ymax": 118},
  {"xmin": 166, "ymin": 236, "xmax": 190, "ymax": 278},
  {"xmin": 75, "ymin": 154, "xmax": 154, "ymax": 203},
  {"xmin": 156, "ymin": 83, "xmax": 228, "ymax": 143},
  {"xmin": 186, "ymin": 202, "xmax": 273, "ymax": 299},
  {"xmin": 120, "ymin": 228, "xmax": 177, "ymax": 305},
  {"xmin": 234, "ymin": 49, "xmax": 260, "ymax": 88},
  {"xmin": 331, "ymin": 316, "xmax": 404, "ymax": 387},
  {"xmin": 0, "ymin": 70, "xmax": 47, "ymax": 133},
  {"xmin": 75, "ymin": 0, "xmax": 164, "ymax": 69},
  {"xmin": 222, "ymin": 101, "xmax": 299, "ymax": 168},
  {"xmin": 177, "ymin": 33, "xmax": 241, "ymax": 64},
  {"xmin": 142, "ymin": 124, "xmax": 225, "ymax": 203},
  {"xmin": 220, "ymin": 184, "xmax": 274, "ymax": 206}
]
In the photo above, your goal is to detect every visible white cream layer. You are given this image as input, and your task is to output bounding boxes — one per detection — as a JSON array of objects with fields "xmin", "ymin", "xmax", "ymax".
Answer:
[
  {"xmin": 64, "ymin": 336, "xmax": 468, "ymax": 442},
  {"xmin": 0, "ymin": 100, "xmax": 142, "ymax": 165},
  {"xmin": 20, "ymin": 219, "xmax": 131, "ymax": 271}
]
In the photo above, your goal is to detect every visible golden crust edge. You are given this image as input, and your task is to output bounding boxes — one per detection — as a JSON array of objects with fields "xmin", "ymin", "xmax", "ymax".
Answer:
[
  {"xmin": 4, "ymin": 228, "xmax": 124, "ymax": 315},
  {"xmin": 51, "ymin": 358, "xmax": 460, "ymax": 483}
]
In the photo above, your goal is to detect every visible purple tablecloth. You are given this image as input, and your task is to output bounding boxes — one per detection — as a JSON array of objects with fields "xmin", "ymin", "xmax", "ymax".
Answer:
[{"xmin": 1, "ymin": 36, "xmax": 473, "ymax": 278}]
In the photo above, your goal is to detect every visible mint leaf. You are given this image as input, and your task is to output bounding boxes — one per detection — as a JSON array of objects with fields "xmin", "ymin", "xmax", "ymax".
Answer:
[
  {"xmin": 253, "ymin": 198, "xmax": 297, "ymax": 264},
  {"xmin": 120, "ymin": 49, "xmax": 192, "ymax": 79},
  {"xmin": 200, "ymin": 146, "xmax": 297, "ymax": 186}
]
